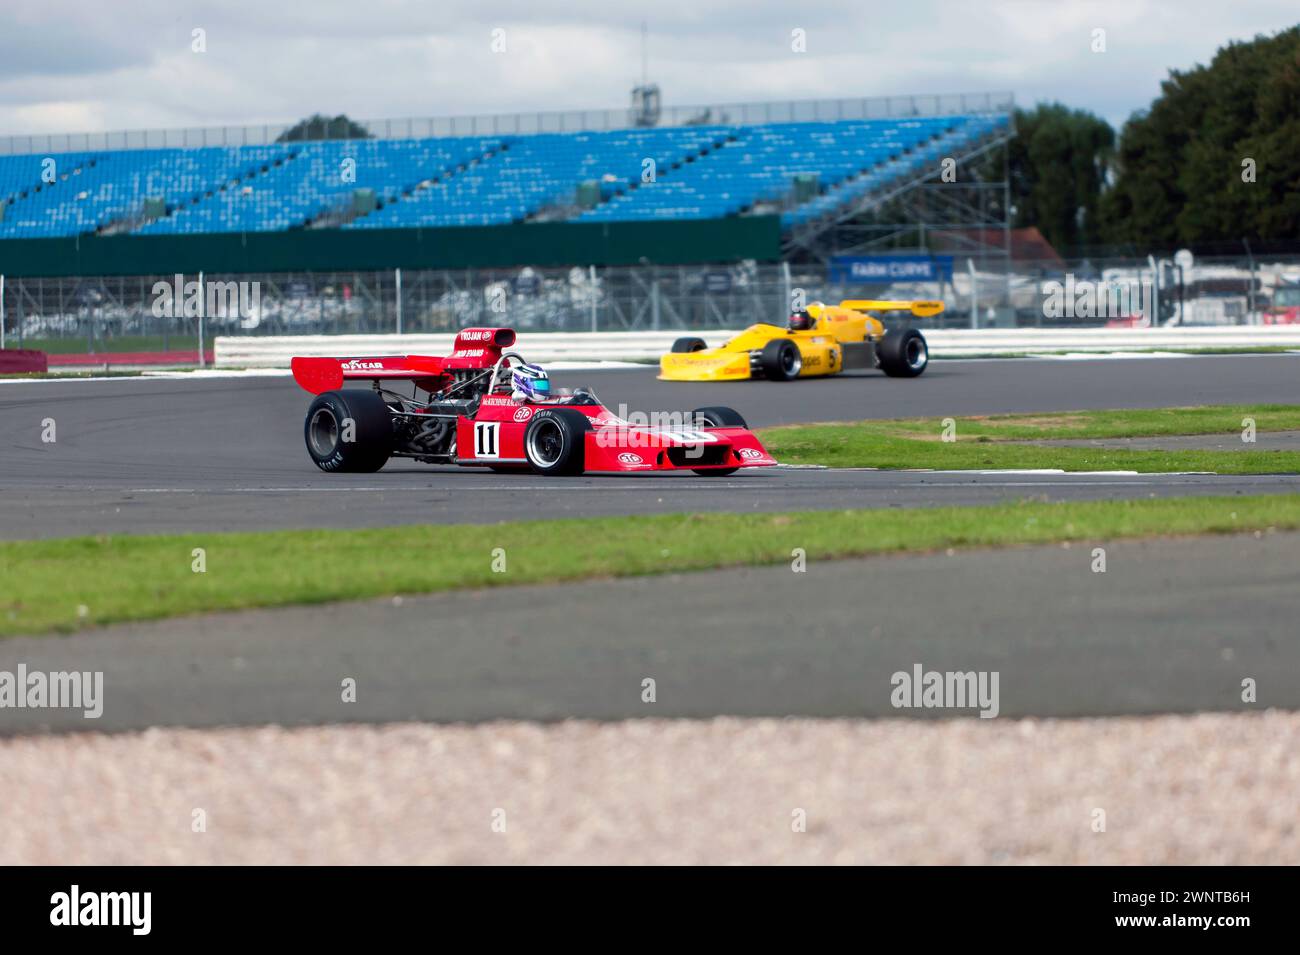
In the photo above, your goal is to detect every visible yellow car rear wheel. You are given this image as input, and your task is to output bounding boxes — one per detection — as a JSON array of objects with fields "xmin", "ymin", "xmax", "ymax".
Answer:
[{"xmin": 877, "ymin": 328, "xmax": 929, "ymax": 378}]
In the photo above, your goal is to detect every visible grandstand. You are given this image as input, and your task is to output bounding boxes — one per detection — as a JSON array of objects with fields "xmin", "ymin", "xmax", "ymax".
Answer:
[{"xmin": 0, "ymin": 96, "xmax": 1012, "ymax": 256}]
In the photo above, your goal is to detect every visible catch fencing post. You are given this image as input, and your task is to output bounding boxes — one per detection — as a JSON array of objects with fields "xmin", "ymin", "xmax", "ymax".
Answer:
[
  {"xmin": 1147, "ymin": 255, "xmax": 1159, "ymax": 328},
  {"xmin": 198, "ymin": 271, "xmax": 206, "ymax": 368},
  {"xmin": 395, "ymin": 267, "xmax": 403, "ymax": 335},
  {"xmin": 0, "ymin": 274, "xmax": 5, "ymax": 350},
  {"xmin": 1243, "ymin": 240, "xmax": 1258, "ymax": 325},
  {"xmin": 589, "ymin": 265, "xmax": 598, "ymax": 333},
  {"xmin": 967, "ymin": 259, "xmax": 978, "ymax": 329}
]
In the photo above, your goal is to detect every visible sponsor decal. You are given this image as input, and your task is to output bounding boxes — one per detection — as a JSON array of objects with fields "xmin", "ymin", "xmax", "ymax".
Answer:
[
  {"xmin": 341, "ymin": 359, "xmax": 385, "ymax": 370},
  {"xmin": 450, "ymin": 349, "xmax": 486, "ymax": 358},
  {"xmin": 670, "ymin": 356, "xmax": 727, "ymax": 365},
  {"xmin": 738, "ymin": 448, "xmax": 765, "ymax": 460},
  {"xmin": 458, "ymin": 329, "xmax": 497, "ymax": 342},
  {"xmin": 513, "ymin": 406, "xmax": 533, "ymax": 422},
  {"xmin": 617, "ymin": 452, "xmax": 643, "ymax": 465}
]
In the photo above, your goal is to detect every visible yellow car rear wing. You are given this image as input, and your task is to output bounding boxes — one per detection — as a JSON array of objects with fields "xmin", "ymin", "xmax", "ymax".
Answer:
[{"xmin": 839, "ymin": 299, "xmax": 945, "ymax": 318}]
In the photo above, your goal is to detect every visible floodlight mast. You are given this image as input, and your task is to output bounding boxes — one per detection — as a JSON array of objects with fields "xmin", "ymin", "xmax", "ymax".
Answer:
[{"xmin": 629, "ymin": 22, "xmax": 661, "ymax": 128}]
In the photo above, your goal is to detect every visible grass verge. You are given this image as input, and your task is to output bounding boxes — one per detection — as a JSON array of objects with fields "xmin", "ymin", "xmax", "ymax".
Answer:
[
  {"xmin": 759, "ymin": 404, "xmax": 1300, "ymax": 472},
  {"xmin": 2, "ymin": 494, "xmax": 1299, "ymax": 636}
]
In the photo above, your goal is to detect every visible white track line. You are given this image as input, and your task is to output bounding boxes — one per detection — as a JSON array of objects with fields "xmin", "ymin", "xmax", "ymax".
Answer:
[
  {"xmin": 83, "ymin": 474, "xmax": 1259, "ymax": 493},
  {"xmin": 834, "ymin": 467, "xmax": 1219, "ymax": 476},
  {"xmin": 118, "ymin": 484, "xmax": 774, "ymax": 493}
]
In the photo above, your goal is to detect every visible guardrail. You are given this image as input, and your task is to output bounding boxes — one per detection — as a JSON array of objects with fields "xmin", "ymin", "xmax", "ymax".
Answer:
[
  {"xmin": 0, "ymin": 349, "xmax": 48, "ymax": 373},
  {"xmin": 217, "ymin": 331, "xmax": 682, "ymax": 367},
  {"xmin": 47, "ymin": 350, "xmax": 212, "ymax": 368},
  {"xmin": 215, "ymin": 326, "xmax": 1300, "ymax": 368}
]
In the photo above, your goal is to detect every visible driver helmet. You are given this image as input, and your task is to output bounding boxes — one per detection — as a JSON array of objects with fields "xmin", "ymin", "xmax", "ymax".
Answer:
[
  {"xmin": 510, "ymin": 362, "xmax": 551, "ymax": 402},
  {"xmin": 789, "ymin": 309, "xmax": 815, "ymax": 331}
]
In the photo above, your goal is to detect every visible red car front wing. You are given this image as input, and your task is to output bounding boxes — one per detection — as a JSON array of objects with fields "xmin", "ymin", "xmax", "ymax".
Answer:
[{"xmin": 455, "ymin": 397, "xmax": 777, "ymax": 472}]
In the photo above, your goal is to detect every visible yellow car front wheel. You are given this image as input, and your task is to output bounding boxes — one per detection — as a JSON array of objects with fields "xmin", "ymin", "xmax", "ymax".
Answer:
[
  {"xmin": 671, "ymin": 337, "xmax": 708, "ymax": 353},
  {"xmin": 759, "ymin": 339, "xmax": 802, "ymax": 381}
]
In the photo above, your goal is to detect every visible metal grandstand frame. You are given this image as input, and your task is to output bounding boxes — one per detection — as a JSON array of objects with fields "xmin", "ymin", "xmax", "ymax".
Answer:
[
  {"xmin": 0, "ymin": 91, "xmax": 1015, "ymax": 155},
  {"xmin": 781, "ymin": 115, "xmax": 1017, "ymax": 276}
]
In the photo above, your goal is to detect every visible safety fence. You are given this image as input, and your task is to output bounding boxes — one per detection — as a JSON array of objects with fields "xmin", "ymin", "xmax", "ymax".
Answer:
[{"xmin": 5, "ymin": 253, "xmax": 1300, "ymax": 359}]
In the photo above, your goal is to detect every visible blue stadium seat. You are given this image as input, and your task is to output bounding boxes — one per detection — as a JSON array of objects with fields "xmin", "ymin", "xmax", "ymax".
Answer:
[{"xmin": 0, "ymin": 112, "xmax": 1010, "ymax": 237}]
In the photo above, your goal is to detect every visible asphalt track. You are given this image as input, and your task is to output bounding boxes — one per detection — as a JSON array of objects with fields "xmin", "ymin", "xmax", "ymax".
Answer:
[
  {"xmin": 2, "ymin": 354, "xmax": 1297, "ymax": 734},
  {"xmin": 2, "ymin": 532, "xmax": 1295, "ymax": 733},
  {"xmin": 1, "ymin": 353, "xmax": 1298, "ymax": 539}
]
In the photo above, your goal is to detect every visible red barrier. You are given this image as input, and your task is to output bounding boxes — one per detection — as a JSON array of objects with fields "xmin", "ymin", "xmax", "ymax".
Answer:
[
  {"xmin": 46, "ymin": 350, "xmax": 214, "ymax": 367},
  {"xmin": 0, "ymin": 349, "xmax": 49, "ymax": 373}
]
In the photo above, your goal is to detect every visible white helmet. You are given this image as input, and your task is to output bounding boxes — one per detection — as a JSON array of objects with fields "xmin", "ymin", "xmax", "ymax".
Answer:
[{"xmin": 510, "ymin": 362, "xmax": 551, "ymax": 401}]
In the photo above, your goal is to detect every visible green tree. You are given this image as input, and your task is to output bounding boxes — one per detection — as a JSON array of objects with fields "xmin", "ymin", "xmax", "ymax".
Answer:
[
  {"xmin": 1102, "ymin": 26, "xmax": 1300, "ymax": 245},
  {"xmin": 277, "ymin": 114, "xmax": 372, "ymax": 143},
  {"xmin": 1001, "ymin": 103, "xmax": 1114, "ymax": 255}
]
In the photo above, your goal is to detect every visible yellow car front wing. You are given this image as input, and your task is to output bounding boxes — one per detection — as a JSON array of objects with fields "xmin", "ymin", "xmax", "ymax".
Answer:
[{"xmin": 658, "ymin": 350, "xmax": 755, "ymax": 382}]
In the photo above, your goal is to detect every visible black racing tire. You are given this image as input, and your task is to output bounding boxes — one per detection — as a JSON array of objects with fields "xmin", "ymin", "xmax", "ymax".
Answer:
[
  {"xmin": 877, "ymin": 328, "xmax": 929, "ymax": 378},
  {"xmin": 689, "ymin": 406, "xmax": 747, "ymax": 475},
  {"xmin": 691, "ymin": 406, "xmax": 748, "ymax": 429},
  {"xmin": 760, "ymin": 338, "xmax": 802, "ymax": 381},
  {"xmin": 303, "ymin": 389, "xmax": 394, "ymax": 473},
  {"xmin": 523, "ymin": 408, "xmax": 592, "ymax": 476},
  {"xmin": 671, "ymin": 336, "xmax": 708, "ymax": 353}
]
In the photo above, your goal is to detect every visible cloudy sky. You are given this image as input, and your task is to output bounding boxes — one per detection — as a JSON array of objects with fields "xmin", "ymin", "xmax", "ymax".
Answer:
[{"xmin": 0, "ymin": 1, "xmax": 1295, "ymax": 138}]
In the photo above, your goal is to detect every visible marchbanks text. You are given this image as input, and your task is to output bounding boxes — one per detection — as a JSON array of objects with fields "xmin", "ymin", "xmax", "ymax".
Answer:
[
  {"xmin": 50, "ymin": 886, "xmax": 151, "ymax": 935},
  {"xmin": 0, "ymin": 666, "xmax": 103, "ymax": 718}
]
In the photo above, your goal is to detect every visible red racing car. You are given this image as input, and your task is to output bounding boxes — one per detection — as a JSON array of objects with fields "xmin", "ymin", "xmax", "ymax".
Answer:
[{"xmin": 290, "ymin": 327, "xmax": 778, "ymax": 476}]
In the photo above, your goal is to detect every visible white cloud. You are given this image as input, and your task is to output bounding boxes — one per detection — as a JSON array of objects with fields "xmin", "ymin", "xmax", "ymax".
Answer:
[{"xmin": 0, "ymin": 0, "xmax": 1295, "ymax": 137}]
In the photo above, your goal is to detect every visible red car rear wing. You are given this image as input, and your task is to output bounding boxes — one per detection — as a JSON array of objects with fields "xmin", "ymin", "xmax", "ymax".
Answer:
[
  {"xmin": 291, "ymin": 327, "xmax": 517, "ymax": 394},
  {"xmin": 291, "ymin": 355, "xmax": 447, "ymax": 395}
]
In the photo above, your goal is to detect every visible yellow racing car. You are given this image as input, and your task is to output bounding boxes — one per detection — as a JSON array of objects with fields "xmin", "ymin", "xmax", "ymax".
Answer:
[{"xmin": 659, "ymin": 300, "xmax": 943, "ymax": 382}]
